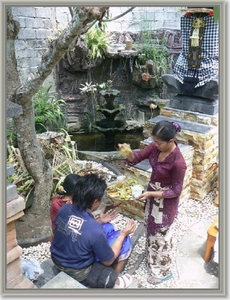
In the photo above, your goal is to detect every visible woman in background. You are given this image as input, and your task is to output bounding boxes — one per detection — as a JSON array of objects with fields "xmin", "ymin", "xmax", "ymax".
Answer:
[{"xmin": 50, "ymin": 174, "xmax": 80, "ymax": 242}]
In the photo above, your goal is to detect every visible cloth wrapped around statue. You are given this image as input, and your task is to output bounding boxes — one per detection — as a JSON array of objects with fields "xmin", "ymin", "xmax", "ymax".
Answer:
[{"xmin": 173, "ymin": 13, "xmax": 218, "ymax": 88}]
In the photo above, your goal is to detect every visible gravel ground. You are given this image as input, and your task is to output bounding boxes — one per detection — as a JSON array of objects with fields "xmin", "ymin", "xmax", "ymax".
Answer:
[
  {"xmin": 124, "ymin": 189, "xmax": 218, "ymax": 289},
  {"xmin": 21, "ymin": 188, "xmax": 218, "ymax": 289}
]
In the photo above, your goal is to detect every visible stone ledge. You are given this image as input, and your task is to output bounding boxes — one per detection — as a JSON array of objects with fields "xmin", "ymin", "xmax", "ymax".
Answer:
[
  {"xmin": 7, "ymin": 164, "xmax": 15, "ymax": 177},
  {"xmin": 7, "ymin": 184, "xmax": 18, "ymax": 202},
  {"xmin": 7, "ymin": 195, "xmax": 25, "ymax": 219},
  {"xmin": 146, "ymin": 115, "xmax": 215, "ymax": 134},
  {"xmin": 7, "ymin": 245, "xmax": 22, "ymax": 265},
  {"xmin": 160, "ymin": 107, "xmax": 218, "ymax": 127},
  {"xmin": 41, "ymin": 271, "xmax": 87, "ymax": 289},
  {"xmin": 7, "ymin": 211, "xmax": 24, "ymax": 225}
]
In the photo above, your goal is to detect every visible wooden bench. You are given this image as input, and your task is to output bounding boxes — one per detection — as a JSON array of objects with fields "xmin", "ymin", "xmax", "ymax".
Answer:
[{"xmin": 203, "ymin": 218, "xmax": 219, "ymax": 262}]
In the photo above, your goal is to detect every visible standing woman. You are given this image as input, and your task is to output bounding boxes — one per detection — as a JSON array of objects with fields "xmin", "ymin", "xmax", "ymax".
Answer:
[{"xmin": 118, "ymin": 120, "xmax": 187, "ymax": 285}]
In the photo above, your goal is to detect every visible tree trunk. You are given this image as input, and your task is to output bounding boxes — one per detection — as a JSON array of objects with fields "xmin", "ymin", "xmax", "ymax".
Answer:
[{"xmin": 7, "ymin": 7, "xmax": 109, "ymax": 216}]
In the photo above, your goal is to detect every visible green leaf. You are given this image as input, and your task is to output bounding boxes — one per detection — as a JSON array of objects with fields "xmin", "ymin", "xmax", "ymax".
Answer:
[{"xmin": 213, "ymin": 7, "xmax": 219, "ymax": 23}]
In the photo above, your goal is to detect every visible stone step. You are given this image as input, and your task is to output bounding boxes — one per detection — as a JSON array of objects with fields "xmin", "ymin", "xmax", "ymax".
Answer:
[
  {"xmin": 41, "ymin": 271, "xmax": 87, "ymax": 289},
  {"xmin": 7, "ymin": 183, "xmax": 18, "ymax": 202},
  {"xmin": 160, "ymin": 106, "xmax": 218, "ymax": 127},
  {"xmin": 34, "ymin": 258, "xmax": 60, "ymax": 288},
  {"xmin": 42, "ymin": 270, "xmax": 141, "ymax": 289},
  {"xmin": 7, "ymin": 164, "xmax": 15, "ymax": 177}
]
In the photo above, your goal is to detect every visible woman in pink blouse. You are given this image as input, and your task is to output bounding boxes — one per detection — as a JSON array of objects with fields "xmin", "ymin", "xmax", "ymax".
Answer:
[{"xmin": 118, "ymin": 120, "xmax": 187, "ymax": 285}]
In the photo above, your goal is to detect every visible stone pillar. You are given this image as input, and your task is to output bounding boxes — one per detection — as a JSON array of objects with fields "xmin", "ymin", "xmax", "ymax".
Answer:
[{"xmin": 6, "ymin": 165, "xmax": 36, "ymax": 289}]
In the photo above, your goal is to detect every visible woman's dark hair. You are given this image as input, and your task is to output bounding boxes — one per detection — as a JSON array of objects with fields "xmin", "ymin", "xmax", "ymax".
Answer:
[
  {"xmin": 152, "ymin": 120, "xmax": 181, "ymax": 142},
  {"xmin": 72, "ymin": 173, "xmax": 107, "ymax": 210},
  {"xmin": 57, "ymin": 174, "xmax": 80, "ymax": 196}
]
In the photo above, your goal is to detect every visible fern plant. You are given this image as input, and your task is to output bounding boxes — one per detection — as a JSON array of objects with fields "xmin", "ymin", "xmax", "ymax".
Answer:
[
  {"xmin": 33, "ymin": 85, "xmax": 66, "ymax": 133},
  {"xmin": 85, "ymin": 24, "xmax": 111, "ymax": 63}
]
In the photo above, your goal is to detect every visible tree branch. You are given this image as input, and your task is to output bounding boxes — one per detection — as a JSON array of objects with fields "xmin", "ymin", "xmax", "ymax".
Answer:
[
  {"xmin": 103, "ymin": 7, "xmax": 136, "ymax": 22},
  {"xmin": 69, "ymin": 7, "xmax": 74, "ymax": 18}
]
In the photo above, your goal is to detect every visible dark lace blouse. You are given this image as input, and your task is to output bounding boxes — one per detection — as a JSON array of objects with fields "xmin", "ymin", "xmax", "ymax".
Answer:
[{"xmin": 125, "ymin": 141, "xmax": 187, "ymax": 236}]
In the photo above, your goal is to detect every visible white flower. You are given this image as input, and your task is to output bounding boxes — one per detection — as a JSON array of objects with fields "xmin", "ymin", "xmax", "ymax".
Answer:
[{"xmin": 79, "ymin": 82, "xmax": 97, "ymax": 94}]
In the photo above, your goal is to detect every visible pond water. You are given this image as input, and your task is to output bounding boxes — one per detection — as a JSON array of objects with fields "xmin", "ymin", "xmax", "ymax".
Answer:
[{"xmin": 71, "ymin": 131, "xmax": 144, "ymax": 152}]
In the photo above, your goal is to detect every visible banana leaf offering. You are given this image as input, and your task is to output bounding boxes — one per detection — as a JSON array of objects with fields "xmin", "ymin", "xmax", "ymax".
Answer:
[{"xmin": 106, "ymin": 177, "xmax": 144, "ymax": 201}]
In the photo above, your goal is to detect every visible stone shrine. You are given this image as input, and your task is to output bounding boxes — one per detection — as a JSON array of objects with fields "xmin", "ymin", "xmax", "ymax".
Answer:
[
  {"xmin": 143, "ymin": 7, "xmax": 219, "ymax": 201},
  {"xmin": 163, "ymin": 7, "xmax": 219, "ymax": 116}
]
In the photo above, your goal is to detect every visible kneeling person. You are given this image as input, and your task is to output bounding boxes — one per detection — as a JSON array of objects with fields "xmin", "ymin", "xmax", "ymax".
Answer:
[{"xmin": 50, "ymin": 173, "xmax": 136, "ymax": 288}]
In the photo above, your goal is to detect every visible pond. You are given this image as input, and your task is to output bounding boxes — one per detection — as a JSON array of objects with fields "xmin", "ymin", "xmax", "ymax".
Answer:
[{"xmin": 71, "ymin": 131, "xmax": 144, "ymax": 152}]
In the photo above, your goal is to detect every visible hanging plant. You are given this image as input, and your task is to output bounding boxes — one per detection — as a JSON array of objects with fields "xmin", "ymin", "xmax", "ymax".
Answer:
[{"xmin": 84, "ymin": 23, "xmax": 111, "ymax": 63}]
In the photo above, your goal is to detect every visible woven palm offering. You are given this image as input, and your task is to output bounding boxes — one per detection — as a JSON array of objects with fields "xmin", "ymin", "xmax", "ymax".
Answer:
[
  {"xmin": 106, "ymin": 177, "xmax": 145, "ymax": 219},
  {"xmin": 119, "ymin": 143, "xmax": 132, "ymax": 157}
]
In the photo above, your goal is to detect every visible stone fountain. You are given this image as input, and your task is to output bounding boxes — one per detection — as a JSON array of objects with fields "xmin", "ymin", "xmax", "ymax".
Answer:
[{"xmin": 94, "ymin": 80, "xmax": 127, "ymax": 145}]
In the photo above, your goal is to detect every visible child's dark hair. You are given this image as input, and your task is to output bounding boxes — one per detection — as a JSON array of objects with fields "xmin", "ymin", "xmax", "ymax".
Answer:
[
  {"xmin": 152, "ymin": 120, "xmax": 181, "ymax": 142},
  {"xmin": 57, "ymin": 174, "xmax": 80, "ymax": 196},
  {"xmin": 72, "ymin": 173, "xmax": 107, "ymax": 210}
]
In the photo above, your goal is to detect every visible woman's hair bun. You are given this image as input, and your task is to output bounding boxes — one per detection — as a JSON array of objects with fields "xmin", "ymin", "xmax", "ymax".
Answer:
[{"xmin": 172, "ymin": 122, "xmax": 181, "ymax": 134}]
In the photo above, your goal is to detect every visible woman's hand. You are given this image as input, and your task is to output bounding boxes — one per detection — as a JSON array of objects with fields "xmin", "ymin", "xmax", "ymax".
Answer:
[
  {"xmin": 99, "ymin": 208, "xmax": 118, "ymax": 224},
  {"xmin": 138, "ymin": 190, "xmax": 164, "ymax": 201},
  {"xmin": 118, "ymin": 143, "xmax": 130, "ymax": 149},
  {"xmin": 138, "ymin": 191, "xmax": 151, "ymax": 201},
  {"xmin": 118, "ymin": 143, "xmax": 134, "ymax": 161}
]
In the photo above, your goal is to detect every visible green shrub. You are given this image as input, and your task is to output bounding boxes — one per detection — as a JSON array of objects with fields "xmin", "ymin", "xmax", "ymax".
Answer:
[
  {"xmin": 136, "ymin": 32, "xmax": 169, "ymax": 74},
  {"xmin": 33, "ymin": 85, "xmax": 66, "ymax": 133}
]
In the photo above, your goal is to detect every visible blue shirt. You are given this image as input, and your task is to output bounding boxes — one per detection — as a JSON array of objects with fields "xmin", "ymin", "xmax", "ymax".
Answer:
[{"xmin": 50, "ymin": 204, "xmax": 114, "ymax": 269}]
